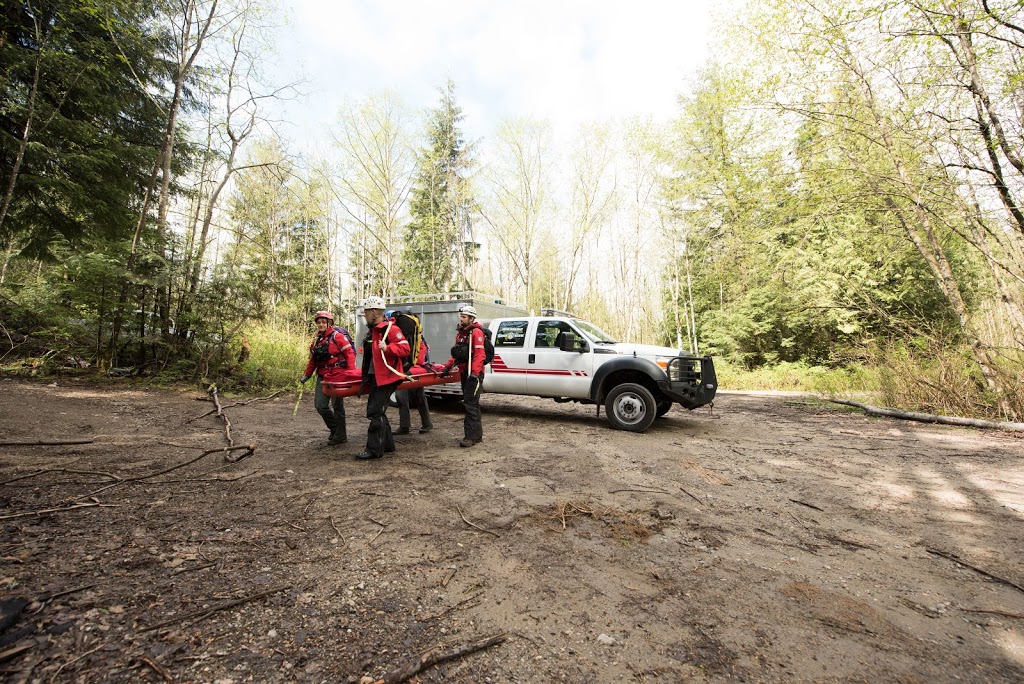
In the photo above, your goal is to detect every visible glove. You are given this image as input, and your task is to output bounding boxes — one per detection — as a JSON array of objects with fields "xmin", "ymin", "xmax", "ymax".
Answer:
[
  {"xmin": 440, "ymin": 363, "xmax": 453, "ymax": 378},
  {"xmin": 300, "ymin": 375, "xmax": 311, "ymax": 384},
  {"xmin": 356, "ymin": 382, "xmax": 369, "ymax": 398}
]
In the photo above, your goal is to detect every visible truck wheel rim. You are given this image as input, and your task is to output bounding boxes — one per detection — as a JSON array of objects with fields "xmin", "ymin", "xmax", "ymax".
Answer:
[{"xmin": 613, "ymin": 392, "xmax": 646, "ymax": 425}]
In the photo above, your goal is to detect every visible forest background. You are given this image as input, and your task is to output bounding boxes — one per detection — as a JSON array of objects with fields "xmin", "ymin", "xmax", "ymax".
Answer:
[{"xmin": 1, "ymin": 0, "xmax": 1022, "ymax": 421}]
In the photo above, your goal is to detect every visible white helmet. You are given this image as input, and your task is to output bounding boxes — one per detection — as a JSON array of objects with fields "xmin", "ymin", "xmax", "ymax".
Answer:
[
  {"xmin": 363, "ymin": 296, "xmax": 386, "ymax": 310},
  {"xmin": 459, "ymin": 304, "xmax": 477, "ymax": 318}
]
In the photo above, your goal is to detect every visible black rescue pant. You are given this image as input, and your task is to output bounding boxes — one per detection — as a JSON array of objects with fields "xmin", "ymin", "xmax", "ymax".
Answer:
[
  {"xmin": 314, "ymin": 376, "xmax": 346, "ymax": 441},
  {"xmin": 460, "ymin": 373, "xmax": 483, "ymax": 442},
  {"xmin": 397, "ymin": 387, "xmax": 432, "ymax": 431},
  {"xmin": 365, "ymin": 376, "xmax": 401, "ymax": 456}
]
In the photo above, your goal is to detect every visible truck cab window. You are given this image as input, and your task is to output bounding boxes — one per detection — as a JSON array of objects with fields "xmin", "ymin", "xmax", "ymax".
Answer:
[
  {"xmin": 535, "ymin": 320, "xmax": 577, "ymax": 349},
  {"xmin": 495, "ymin": 320, "xmax": 528, "ymax": 347}
]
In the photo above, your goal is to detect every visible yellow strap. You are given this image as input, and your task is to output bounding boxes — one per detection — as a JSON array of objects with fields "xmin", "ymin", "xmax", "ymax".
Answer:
[{"xmin": 378, "ymin": 320, "xmax": 412, "ymax": 381}]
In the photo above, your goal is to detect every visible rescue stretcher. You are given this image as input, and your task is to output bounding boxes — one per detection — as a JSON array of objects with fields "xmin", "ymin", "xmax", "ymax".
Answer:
[{"xmin": 320, "ymin": 364, "xmax": 461, "ymax": 398}]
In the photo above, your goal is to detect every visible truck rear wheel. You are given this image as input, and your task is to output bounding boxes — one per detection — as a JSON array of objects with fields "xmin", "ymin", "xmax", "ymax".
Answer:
[{"xmin": 604, "ymin": 383, "xmax": 657, "ymax": 432}]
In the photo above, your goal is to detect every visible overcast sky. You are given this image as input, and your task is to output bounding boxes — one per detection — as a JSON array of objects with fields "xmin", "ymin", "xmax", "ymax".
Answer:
[{"xmin": 273, "ymin": 0, "xmax": 716, "ymax": 149}]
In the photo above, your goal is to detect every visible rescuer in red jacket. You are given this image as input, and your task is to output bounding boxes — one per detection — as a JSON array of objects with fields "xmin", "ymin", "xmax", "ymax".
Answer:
[
  {"xmin": 355, "ymin": 297, "xmax": 411, "ymax": 460},
  {"xmin": 444, "ymin": 304, "xmax": 486, "ymax": 448},
  {"xmin": 300, "ymin": 310, "xmax": 356, "ymax": 445}
]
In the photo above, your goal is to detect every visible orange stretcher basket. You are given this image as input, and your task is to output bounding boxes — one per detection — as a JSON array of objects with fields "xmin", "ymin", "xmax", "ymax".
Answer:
[{"xmin": 320, "ymin": 365, "xmax": 461, "ymax": 398}]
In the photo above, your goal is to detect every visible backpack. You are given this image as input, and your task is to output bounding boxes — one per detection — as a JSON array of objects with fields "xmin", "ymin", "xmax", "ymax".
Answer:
[
  {"xmin": 391, "ymin": 312, "xmax": 421, "ymax": 370},
  {"xmin": 451, "ymin": 327, "xmax": 495, "ymax": 366},
  {"xmin": 312, "ymin": 327, "xmax": 354, "ymax": 367}
]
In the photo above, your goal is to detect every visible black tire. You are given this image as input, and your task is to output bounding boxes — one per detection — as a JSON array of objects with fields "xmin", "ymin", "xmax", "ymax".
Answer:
[
  {"xmin": 604, "ymin": 383, "xmax": 657, "ymax": 432},
  {"xmin": 656, "ymin": 400, "xmax": 673, "ymax": 418}
]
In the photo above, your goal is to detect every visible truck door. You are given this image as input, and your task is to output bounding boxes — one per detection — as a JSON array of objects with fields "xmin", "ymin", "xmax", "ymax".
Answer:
[
  {"xmin": 528, "ymin": 319, "xmax": 592, "ymax": 398},
  {"xmin": 486, "ymin": 319, "xmax": 531, "ymax": 394}
]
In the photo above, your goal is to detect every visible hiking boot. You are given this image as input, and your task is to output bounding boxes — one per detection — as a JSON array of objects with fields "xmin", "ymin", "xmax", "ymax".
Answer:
[
  {"xmin": 328, "ymin": 436, "xmax": 347, "ymax": 445},
  {"xmin": 394, "ymin": 427, "xmax": 410, "ymax": 435},
  {"xmin": 355, "ymin": 450, "xmax": 382, "ymax": 460},
  {"xmin": 459, "ymin": 438, "xmax": 480, "ymax": 448},
  {"xmin": 418, "ymin": 425, "xmax": 432, "ymax": 434}
]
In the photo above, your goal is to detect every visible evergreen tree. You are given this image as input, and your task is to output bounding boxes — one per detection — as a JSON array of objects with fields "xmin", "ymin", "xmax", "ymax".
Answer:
[
  {"xmin": 0, "ymin": 0, "xmax": 168, "ymax": 258},
  {"xmin": 400, "ymin": 80, "xmax": 476, "ymax": 293}
]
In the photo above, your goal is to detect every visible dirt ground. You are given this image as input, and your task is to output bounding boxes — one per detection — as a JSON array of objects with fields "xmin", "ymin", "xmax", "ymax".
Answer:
[{"xmin": 0, "ymin": 377, "xmax": 1023, "ymax": 683}]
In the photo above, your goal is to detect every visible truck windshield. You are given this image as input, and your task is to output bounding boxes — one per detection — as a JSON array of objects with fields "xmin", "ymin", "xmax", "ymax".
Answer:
[{"xmin": 574, "ymin": 320, "xmax": 618, "ymax": 344}]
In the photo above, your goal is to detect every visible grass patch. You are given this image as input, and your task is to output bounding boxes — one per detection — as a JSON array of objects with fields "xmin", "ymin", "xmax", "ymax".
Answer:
[
  {"xmin": 716, "ymin": 360, "xmax": 880, "ymax": 396},
  {"xmin": 239, "ymin": 323, "xmax": 311, "ymax": 390}
]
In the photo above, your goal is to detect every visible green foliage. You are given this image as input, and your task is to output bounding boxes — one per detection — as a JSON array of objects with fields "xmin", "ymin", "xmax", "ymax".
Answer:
[
  {"xmin": 715, "ymin": 359, "xmax": 880, "ymax": 395},
  {"xmin": 400, "ymin": 80, "xmax": 476, "ymax": 293},
  {"xmin": 237, "ymin": 322, "xmax": 309, "ymax": 390},
  {"xmin": 0, "ymin": 0, "xmax": 168, "ymax": 257}
]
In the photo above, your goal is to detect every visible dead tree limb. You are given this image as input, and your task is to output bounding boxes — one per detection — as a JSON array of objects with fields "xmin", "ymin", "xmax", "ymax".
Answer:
[
  {"xmin": 72, "ymin": 444, "xmax": 256, "ymax": 501},
  {"xmin": 960, "ymin": 607, "xmax": 1024, "ymax": 619},
  {"xmin": 608, "ymin": 488, "xmax": 671, "ymax": 495},
  {"xmin": 208, "ymin": 384, "xmax": 234, "ymax": 447},
  {"xmin": 368, "ymin": 517, "xmax": 387, "ymax": 544},
  {"xmin": 679, "ymin": 486, "xmax": 704, "ymax": 505},
  {"xmin": 139, "ymin": 584, "xmax": 291, "ymax": 633},
  {"xmin": 138, "ymin": 655, "xmax": 173, "ymax": 682},
  {"xmin": 1, "ymin": 468, "xmax": 120, "ymax": 486},
  {"xmin": 926, "ymin": 548, "xmax": 1024, "ymax": 595},
  {"xmin": 188, "ymin": 390, "xmax": 286, "ymax": 422},
  {"xmin": 825, "ymin": 398, "xmax": 1024, "ymax": 432},
  {"xmin": 380, "ymin": 633, "xmax": 507, "ymax": 684},
  {"xmin": 0, "ymin": 502, "xmax": 114, "ymax": 520},
  {"xmin": 455, "ymin": 504, "xmax": 500, "ymax": 538},
  {"xmin": 790, "ymin": 499, "xmax": 824, "ymax": 512},
  {"xmin": 0, "ymin": 438, "xmax": 95, "ymax": 447}
]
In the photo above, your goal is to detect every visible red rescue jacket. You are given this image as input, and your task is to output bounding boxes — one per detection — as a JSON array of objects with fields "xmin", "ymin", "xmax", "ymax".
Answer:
[
  {"xmin": 362, "ymin": 319, "xmax": 411, "ymax": 385},
  {"xmin": 447, "ymin": 322, "xmax": 486, "ymax": 377},
  {"xmin": 304, "ymin": 327, "xmax": 356, "ymax": 380}
]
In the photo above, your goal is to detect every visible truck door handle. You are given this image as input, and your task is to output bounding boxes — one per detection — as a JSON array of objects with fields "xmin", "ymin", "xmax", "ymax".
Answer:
[{"xmin": 528, "ymin": 354, "xmax": 535, "ymax": 364}]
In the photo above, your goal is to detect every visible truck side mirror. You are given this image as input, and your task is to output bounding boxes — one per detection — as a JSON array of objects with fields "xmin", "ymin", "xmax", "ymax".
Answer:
[{"xmin": 559, "ymin": 332, "xmax": 586, "ymax": 353}]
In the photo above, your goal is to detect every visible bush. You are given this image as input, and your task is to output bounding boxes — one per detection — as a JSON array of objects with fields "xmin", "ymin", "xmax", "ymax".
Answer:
[{"xmin": 237, "ymin": 323, "xmax": 310, "ymax": 390}]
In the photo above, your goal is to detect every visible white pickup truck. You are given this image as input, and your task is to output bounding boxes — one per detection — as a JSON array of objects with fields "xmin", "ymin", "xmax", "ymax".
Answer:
[{"xmin": 468, "ymin": 315, "xmax": 716, "ymax": 432}]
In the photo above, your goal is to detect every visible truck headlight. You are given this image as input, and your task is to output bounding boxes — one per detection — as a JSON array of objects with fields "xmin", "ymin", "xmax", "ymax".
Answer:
[{"xmin": 655, "ymin": 356, "xmax": 677, "ymax": 381}]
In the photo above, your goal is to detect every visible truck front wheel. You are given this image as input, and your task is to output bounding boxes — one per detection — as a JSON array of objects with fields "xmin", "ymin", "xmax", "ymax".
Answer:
[
  {"xmin": 656, "ymin": 400, "xmax": 672, "ymax": 418},
  {"xmin": 604, "ymin": 383, "xmax": 657, "ymax": 432}
]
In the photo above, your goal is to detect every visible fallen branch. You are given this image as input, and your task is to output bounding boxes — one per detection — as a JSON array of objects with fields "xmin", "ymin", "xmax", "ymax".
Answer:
[
  {"xmin": 419, "ymin": 592, "xmax": 484, "ymax": 621},
  {"xmin": 50, "ymin": 642, "xmax": 107, "ymax": 679},
  {"xmin": 72, "ymin": 444, "xmax": 257, "ymax": 501},
  {"xmin": 138, "ymin": 655, "xmax": 173, "ymax": 682},
  {"xmin": 790, "ymin": 499, "xmax": 824, "ymax": 512},
  {"xmin": 189, "ymin": 390, "xmax": 286, "ymax": 422},
  {"xmin": 328, "ymin": 516, "xmax": 348, "ymax": 548},
  {"xmin": 35, "ymin": 581, "xmax": 94, "ymax": 602},
  {"xmin": 824, "ymin": 398, "xmax": 1024, "ymax": 432},
  {"xmin": 0, "ymin": 643, "xmax": 33, "ymax": 663},
  {"xmin": 368, "ymin": 517, "xmax": 387, "ymax": 544},
  {"xmin": 959, "ymin": 607, "xmax": 1024, "ymax": 619},
  {"xmin": 455, "ymin": 504, "xmax": 499, "ymax": 538},
  {"xmin": 678, "ymin": 486, "xmax": 703, "ymax": 505},
  {"xmin": 0, "ymin": 438, "xmax": 95, "ymax": 447},
  {"xmin": 379, "ymin": 633, "xmax": 506, "ymax": 684},
  {"xmin": 1, "ymin": 468, "xmax": 120, "ymax": 486},
  {"xmin": 926, "ymin": 548, "xmax": 1024, "ymax": 595},
  {"xmin": 608, "ymin": 488, "xmax": 671, "ymax": 495},
  {"xmin": 0, "ymin": 502, "xmax": 115, "ymax": 520},
  {"xmin": 140, "ymin": 584, "xmax": 291, "ymax": 633},
  {"xmin": 208, "ymin": 384, "xmax": 234, "ymax": 447}
]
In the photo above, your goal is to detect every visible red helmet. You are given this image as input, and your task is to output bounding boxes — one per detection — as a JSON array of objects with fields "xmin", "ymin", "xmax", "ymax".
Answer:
[{"xmin": 313, "ymin": 310, "xmax": 333, "ymax": 323}]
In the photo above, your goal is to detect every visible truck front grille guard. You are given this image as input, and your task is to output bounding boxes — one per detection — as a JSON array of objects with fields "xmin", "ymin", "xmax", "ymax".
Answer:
[{"xmin": 667, "ymin": 357, "xmax": 704, "ymax": 386}]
